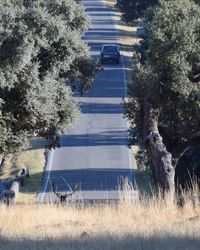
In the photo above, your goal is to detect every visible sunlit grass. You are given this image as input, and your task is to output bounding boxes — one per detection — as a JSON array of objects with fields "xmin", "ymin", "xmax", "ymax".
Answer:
[
  {"xmin": 0, "ymin": 189, "xmax": 199, "ymax": 250},
  {"xmin": 0, "ymin": 149, "xmax": 45, "ymax": 203}
]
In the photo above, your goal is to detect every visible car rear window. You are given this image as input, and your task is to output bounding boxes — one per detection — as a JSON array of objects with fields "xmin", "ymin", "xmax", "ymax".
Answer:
[{"xmin": 103, "ymin": 46, "xmax": 118, "ymax": 52}]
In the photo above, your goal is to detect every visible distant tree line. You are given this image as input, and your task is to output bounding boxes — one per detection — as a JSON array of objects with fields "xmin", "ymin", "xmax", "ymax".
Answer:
[
  {"xmin": 125, "ymin": 0, "xmax": 200, "ymax": 197},
  {"xmin": 0, "ymin": 0, "xmax": 94, "ymax": 158},
  {"xmin": 117, "ymin": 0, "xmax": 200, "ymax": 22}
]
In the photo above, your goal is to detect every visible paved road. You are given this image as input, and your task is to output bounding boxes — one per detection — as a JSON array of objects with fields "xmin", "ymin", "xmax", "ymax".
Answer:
[{"xmin": 38, "ymin": 0, "xmax": 135, "ymax": 202}]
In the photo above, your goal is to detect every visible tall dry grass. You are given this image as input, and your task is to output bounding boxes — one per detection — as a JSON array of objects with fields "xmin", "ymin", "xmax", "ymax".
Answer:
[{"xmin": 0, "ymin": 187, "xmax": 199, "ymax": 250}]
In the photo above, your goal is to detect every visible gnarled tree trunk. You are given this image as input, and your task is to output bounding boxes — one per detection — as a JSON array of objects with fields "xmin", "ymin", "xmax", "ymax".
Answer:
[{"xmin": 143, "ymin": 102, "xmax": 175, "ymax": 198}]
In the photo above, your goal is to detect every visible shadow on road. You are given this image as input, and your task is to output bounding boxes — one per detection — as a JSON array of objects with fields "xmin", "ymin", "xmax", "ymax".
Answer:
[
  {"xmin": 42, "ymin": 168, "xmax": 135, "ymax": 192},
  {"xmin": 80, "ymin": 102, "xmax": 123, "ymax": 114},
  {"xmin": 60, "ymin": 130, "xmax": 129, "ymax": 147}
]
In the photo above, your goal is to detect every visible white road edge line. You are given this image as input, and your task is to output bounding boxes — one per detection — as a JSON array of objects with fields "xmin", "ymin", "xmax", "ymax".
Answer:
[
  {"xmin": 40, "ymin": 149, "xmax": 54, "ymax": 203},
  {"xmin": 102, "ymin": 0, "xmax": 133, "ymax": 173}
]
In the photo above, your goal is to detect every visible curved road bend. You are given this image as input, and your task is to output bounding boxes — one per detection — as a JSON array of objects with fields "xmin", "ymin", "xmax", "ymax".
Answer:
[{"xmin": 38, "ymin": 0, "xmax": 135, "ymax": 203}]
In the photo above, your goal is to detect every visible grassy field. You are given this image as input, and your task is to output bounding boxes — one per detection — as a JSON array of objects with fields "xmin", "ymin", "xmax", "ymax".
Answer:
[{"xmin": 0, "ymin": 191, "xmax": 199, "ymax": 250}]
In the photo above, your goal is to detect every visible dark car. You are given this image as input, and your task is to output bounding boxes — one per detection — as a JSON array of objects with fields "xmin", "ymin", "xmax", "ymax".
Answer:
[{"xmin": 101, "ymin": 44, "xmax": 120, "ymax": 64}]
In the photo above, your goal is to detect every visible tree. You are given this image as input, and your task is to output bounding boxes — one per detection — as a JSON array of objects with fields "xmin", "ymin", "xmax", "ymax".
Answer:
[
  {"xmin": 116, "ymin": 0, "xmax": 158, "ymax": 22},
  {"xmin": 126, "ymin": 0, "xmax": 200, "ymax": 197},
  {"xmin": 0, "ymin": 0, "xmax": 93, "ymax": 156}
]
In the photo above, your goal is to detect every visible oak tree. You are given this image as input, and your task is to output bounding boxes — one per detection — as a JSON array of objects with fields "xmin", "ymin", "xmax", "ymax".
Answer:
[
  {"xmin": 127, "ymin": 0, "xmax": 200, "ymax": 197},
  {"xmin": 0, "ymin": 0, "xmax": 93, "ymax": 156}
]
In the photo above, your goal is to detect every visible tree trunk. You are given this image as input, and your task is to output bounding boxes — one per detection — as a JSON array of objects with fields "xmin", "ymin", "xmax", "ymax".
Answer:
[{"xmin": 143, "ymin": 102, "xmax": 175, "ymax": 198}]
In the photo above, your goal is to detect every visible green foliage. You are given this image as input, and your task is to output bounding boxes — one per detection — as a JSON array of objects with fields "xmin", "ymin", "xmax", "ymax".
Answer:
[
  {"xmin": 127, "ymin": 0, "xmax": 200, "ymax": 163},
  {"xmin": 117, "ymin": 0, "xmax": 158, "ymax": 22},
  {"xmin": 0, "ymin": 0, "xmax": 93, "ymax": 153}
]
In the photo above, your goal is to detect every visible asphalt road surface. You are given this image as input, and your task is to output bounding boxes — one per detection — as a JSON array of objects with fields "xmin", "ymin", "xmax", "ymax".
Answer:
[{"xmin": 38, "ymin": 0, "xmax": 135, "ymax": 203}]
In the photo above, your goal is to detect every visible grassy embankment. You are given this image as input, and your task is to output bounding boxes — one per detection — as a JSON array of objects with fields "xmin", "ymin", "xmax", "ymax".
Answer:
[{"xmin": 0, "ymin": 144, "xmax": 45, "ymax": 203}]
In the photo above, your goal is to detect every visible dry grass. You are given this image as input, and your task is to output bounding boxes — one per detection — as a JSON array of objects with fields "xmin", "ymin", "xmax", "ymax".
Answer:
[{"xmin": 0, "ymin": 191, "xmax": 199, "ymax": 250}]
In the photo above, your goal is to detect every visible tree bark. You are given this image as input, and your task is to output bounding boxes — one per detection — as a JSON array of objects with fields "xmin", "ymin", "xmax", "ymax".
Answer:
[{"xmin": 143, "ymin": 102, "xmax": 175, "ymax": 198}]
